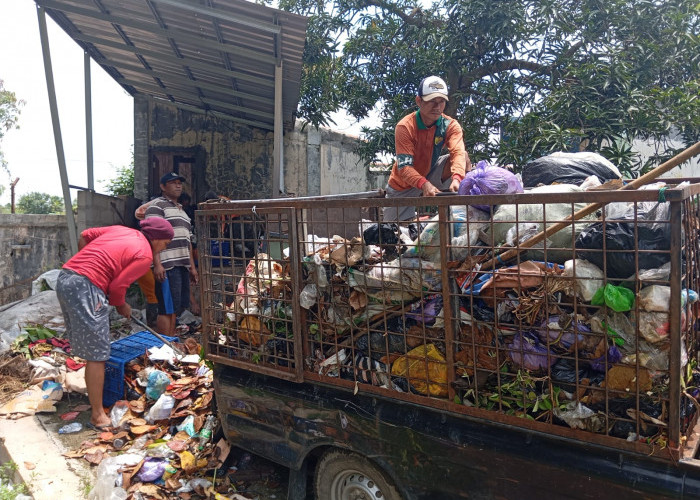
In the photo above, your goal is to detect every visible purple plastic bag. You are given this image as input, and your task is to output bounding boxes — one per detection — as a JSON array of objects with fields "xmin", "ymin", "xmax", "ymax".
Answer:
[
  {"xmin": 509, "ymin": 331, "xmax": 555, "ymax": 372},
  {"xmin": 137, "ymin": 457, "xmax": 168, "ymax": 482},
  {"xmin": 458, "ymin": 160, "xmax": 523, "ymax": 212},
  {"xmin": 534, "ymin": 315, "xmax": 589, "ymax": 352},
  {"xmin": 405, "ymin": 294, "xmax": 443, "ymax": 326}
]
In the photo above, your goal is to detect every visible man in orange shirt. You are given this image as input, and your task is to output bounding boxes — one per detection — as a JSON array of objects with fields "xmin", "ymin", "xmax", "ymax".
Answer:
[{"xmin": 384, "ymin": 76, "xmax": 471, "ymax": 221}]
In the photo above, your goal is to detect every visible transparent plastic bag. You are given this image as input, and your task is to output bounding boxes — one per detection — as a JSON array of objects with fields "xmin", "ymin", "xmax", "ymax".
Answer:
[{"xmin": 145, "ymin": 394, "xmax": 175, "ymax": 423}]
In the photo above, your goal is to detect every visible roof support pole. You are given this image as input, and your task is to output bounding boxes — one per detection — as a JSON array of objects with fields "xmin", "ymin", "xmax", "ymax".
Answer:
[
  {"xmin": 84, "ymin": 51, "xmax": 94, "ymax": 191},
  {"xmin": 272, "ymin": 59, "xmax": 284, "ymax": 198},
  {"xmin": 37, "ymin": 5, "xmax": 78, "ymax": 255}
]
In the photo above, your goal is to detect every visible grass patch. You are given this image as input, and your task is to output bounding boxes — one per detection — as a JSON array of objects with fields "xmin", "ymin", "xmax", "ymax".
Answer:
[{"xmin": 0, "ymin": 462, "xmax": 29, "ymax": 500}]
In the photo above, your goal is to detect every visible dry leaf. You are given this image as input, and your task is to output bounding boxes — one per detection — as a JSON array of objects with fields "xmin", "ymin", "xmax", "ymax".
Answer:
[
  {"xmin": 84, "ymin": 450, "xmax": 104, "ymax": 465},
  {"xmin": 137, "ymin": 483, "xmax": 168, "ymax": 500},
  {"xmin": 165, "ymin": 477, "xmax": 182, "ymax": 490},
  {"xmin": 238, "ymin": 316, "xmax": 271, "ymax": 346},
  {"xmin": 99, "ymin": 431, "xmax": 114, "ymax": 441},
  {"xmin": 23, "ymin": 462, "xmax": 35, "ymax": 470},
  {"xmin": 348, "ymin": 290, "xmax": 368, "ymax": 311},
  {"xmin": 130, "ymin": 418, "xmax": 147, "ymax": 427},
  {"xmin": 172, "ymin": 389, "xmax": 192, "ymax": 400},
  {"xmin": 171, "ymin": 376, "xmax": 196, "ymax": 387},
  {"xmin": 63, "ymin": 450, "xmax": 85, "ymax": 459},
  {"xmin": 192, "ymin": 392, "xmax": 213, "ymax": 410},
  {"xmin": 129, "ymin": 400, "xmax": 146, "ymax": 414},
  {"xmin": 173, "ymin": 431, "xmax": 192, "ymax": 441},
  {"xmin": 167, "ymin": 440, "xmax": 188, "ymax": 452},
  {"xmin": 130, "ymin": 425, "xmax": 157, "ymax": 435}
]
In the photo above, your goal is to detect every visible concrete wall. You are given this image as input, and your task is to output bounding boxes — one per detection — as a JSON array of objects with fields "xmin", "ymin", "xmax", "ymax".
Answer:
[
  {"xmin": 134, "ymin": 98, "xmax": 388, "ymax": 202},
  {"xmin": 76, "ymin": 191, "xmax": 141, "ymax": 233},
  {"xmin": 0, "ymin": 215, "xmax": 71, "ymax": 305}
]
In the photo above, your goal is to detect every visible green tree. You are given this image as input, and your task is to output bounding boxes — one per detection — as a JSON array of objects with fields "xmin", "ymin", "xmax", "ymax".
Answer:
[
  {"xmin": 17, "ymin": 192, "xmax": 64, "ymax": 214},
  {"xmin": 0, "ymin": 79, "xmax": 23, "ymax": 186},
  {"xmin": 103, "ymin": 150, "xmax": 134, "ymax": 197},
  {"xmin": 278, "ymin": 0, "xmax": 700, "ymax": 175}
]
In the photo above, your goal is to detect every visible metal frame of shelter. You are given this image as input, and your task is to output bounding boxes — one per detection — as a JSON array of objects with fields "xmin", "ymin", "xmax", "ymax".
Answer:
[{"xmin": 32, "ymin": 0, "xmax": 308, "ymax": 254}]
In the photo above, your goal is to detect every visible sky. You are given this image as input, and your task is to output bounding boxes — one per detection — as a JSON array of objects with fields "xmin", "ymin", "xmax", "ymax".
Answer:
[{"xmin": 0, "ymin": 2, "xmax": 135, "ymax": 205}]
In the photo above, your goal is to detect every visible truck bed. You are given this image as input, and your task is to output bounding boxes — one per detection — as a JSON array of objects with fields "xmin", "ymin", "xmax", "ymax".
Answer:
[{"xmin": 197, "ymin": 183, "xmax": 700, "ymax": 466}]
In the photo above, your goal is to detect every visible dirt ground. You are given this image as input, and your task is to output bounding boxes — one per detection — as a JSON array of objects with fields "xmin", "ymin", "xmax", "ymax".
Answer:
[{"xmin": 35, "ymin": 393, "xmax": 289, "ymax": 499}]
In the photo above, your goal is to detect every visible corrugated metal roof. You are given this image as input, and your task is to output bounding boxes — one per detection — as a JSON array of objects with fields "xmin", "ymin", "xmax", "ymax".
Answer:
[{"xmin": 36, "ymin": 0, "xmax": 308, "ymax": 130}]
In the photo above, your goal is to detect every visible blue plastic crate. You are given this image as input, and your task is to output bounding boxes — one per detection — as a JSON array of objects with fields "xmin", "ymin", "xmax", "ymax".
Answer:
[{"xmin": 103, "ymin": 330, "xmax": 177, "ymax": 407}]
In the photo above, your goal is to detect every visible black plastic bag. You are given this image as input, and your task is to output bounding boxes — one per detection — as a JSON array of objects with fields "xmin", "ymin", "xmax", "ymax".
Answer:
[
  {"xmin": 551, "ymin": 358, "xmax": 605, "ymax": 388},
  {"xmin": 355, "ymin": 331, "xmax": 411, "ymax": 360},
  {"xmin": 575, "ymin": 221, "xmax": 670, "ymax": 279},
  {"xmin": 363, "ymin": 223, "xmax": 399, "ymax": 246},
  {"xmin": 522, "ymin": 152, "xmax": 621, "ymax": 188}
]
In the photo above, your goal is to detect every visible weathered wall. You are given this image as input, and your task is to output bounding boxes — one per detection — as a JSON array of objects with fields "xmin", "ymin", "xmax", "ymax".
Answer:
[
  {"xmin": 0, "ymin": 215, "xmax": 71, "ymax": 305},
  {"xmin": 135, "ymin": 99, "xmax": 388, "ymax": 201},
  {"xmin": 77, "ymin": 191, "xmax": 142, "ymax": 233}
]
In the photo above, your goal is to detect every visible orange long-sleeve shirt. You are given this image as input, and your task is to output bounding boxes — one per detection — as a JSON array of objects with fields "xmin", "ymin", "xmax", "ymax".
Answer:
[{"xmin": 387, "ymin": 110, "xmax": 470, "ymax": 191}]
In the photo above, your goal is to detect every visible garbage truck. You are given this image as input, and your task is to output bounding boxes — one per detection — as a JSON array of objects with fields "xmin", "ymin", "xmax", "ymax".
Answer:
[{"xmin": 196, "ymin": 178, "xmax": 700, "ymax": 499}]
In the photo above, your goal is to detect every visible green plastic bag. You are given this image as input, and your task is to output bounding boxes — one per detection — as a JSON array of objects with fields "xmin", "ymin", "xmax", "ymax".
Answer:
[{"xmin": 591, "ymin": 284, "xmax": 635, "ymax": 312}]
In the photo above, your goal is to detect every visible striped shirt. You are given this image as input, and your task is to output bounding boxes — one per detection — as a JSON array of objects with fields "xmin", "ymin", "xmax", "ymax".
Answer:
[{"xmin": 144, "ymin": 197, "xmax": 191, "ymax": 270}]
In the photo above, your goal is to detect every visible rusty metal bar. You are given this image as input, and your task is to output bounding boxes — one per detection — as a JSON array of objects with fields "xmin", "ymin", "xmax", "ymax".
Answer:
[{"xmin": 668, "ymin": 197, "xmax": 683, "ymax": 456}]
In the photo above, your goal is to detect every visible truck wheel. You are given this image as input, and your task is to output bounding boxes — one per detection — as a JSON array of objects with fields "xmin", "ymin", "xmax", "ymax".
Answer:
[{"xmin": 315, "ymin": 449, "xmax": 403, "ymax": 500}]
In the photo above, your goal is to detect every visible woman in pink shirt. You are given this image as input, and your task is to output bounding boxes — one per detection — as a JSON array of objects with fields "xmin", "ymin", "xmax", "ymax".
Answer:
[{"xmin": 56, "ymin": 218, "xmax": 174, "ymax": 430}]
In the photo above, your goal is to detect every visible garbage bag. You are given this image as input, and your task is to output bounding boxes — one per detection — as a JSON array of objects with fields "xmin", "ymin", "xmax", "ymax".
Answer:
[
  {"xmin": 563, "ymin": 259, "xmax": 604, "ymax": 302},
  {"xmin": 508, "ymin": 331, "xmax": 555, "ymax": 371},
  {"xmin": 136, "ymin": 458, "xmax": 167, "ymax": 482},
  {"xmin": 551, "ymin": 358, "xmax": 605, "ymax": 386},
  {"xmin": 405, "ymin": 294, "xmax": 443, "ymax": 326},
  {"xmin": 391, "ymin": 344, "xmax": 447, "ymax": 397},
  {"xmin": 458, "ymin": 160, "xmax": 523, "ymax": 211},
  {"xmin": 355, "ymin": 331, "xmax": 410, "ymax": 360},
  {"xmin": 363, "ymin": 223, "xmax": 399, "ymax": 246},
  {"xmin": 521, "ymin": 152, "xmax": 622, "ymax": 188},
  {"xmin": 485, "ymin": 184, "xmax": 595, "ymax": 263},
  {"xmin": 403, "ymin": 205, "xmax": 489, "ymax": 264},
  {"xmin": 591, "ymin": 284, "xmax": 635, "ymax": 312},
  {"xmin": 638, "ymin": 285, "xmax": 670, "ymax": 312},
  {"xmin": 575, "ymin": 221, "xmax": 670, "ymax": 279},
  {"xmin": 534, "ymin": 315, "xmax": 588, "ymax": 353}
]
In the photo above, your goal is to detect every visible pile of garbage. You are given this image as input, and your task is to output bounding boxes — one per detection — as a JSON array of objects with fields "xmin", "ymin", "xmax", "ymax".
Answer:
[{"xmin": 219, "ymin": 153, "xmax": 700, "ymax": 445}]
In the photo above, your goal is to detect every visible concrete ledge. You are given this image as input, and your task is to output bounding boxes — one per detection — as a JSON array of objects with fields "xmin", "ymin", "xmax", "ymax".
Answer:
[{"xmin": 0, "ymin": 416, "xmax": 92, "ymax": 499}]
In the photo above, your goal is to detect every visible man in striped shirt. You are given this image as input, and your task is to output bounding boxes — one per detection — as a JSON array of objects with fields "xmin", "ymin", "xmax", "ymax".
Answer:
[{"xmin": 145, "ymin": 172, "xmax": 199, "ymax": 335}]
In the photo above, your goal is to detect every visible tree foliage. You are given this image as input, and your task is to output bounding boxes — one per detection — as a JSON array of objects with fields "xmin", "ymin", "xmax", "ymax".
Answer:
[
  {"xmin": 0, "ymin": 79, "xmax": 23, "ymax": 182},
  {"xmin": 103, "ymin": 164, "xmax": 135, "ymax": 197},
  {"xmin": 103, "ymin": 148, "xmax": 135, "ymax": 197},
  {"xmin": 17, "ymin": 192, "xmax": 64, "ymax": 214},
  {"xmin": 278, "ymin": 0, "xmax": 700, "ymax": 175}
]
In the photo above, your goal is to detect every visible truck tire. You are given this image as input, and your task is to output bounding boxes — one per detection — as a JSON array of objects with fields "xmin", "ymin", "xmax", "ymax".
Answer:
[{"xmin": 314, "ymin": 449, "xmax": 403, "ymax": 500}]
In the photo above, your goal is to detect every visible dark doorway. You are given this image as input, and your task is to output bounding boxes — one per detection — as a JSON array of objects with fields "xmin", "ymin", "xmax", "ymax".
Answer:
[{"xmin": 149, "ymin": 146, "xmax": 207, "ymax": 203}]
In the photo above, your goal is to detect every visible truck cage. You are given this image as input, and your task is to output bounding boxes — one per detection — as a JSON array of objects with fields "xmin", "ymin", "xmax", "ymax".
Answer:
[{"xmin": 196, "ymin": 182, "xmax": 700, "ymax": 462}]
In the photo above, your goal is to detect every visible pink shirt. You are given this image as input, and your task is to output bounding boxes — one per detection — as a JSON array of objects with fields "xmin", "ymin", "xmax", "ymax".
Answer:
[{"xmin": 63, "ymin": 226, "xmax": 153, "ymax": 306}]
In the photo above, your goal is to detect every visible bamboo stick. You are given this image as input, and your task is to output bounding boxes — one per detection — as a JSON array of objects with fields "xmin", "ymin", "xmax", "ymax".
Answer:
[{"xmin": 481, "ymin": 141, "xmax": 700, "ymax": 271}]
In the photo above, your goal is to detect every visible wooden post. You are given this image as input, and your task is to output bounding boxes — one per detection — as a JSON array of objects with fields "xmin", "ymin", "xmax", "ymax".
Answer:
[{"xmin": 10, "ymin": 177, "xmax": 19, "ymax": 214}]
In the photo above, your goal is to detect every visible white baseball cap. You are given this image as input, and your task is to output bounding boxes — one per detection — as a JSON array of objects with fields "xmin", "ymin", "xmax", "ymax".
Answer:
[{"xmin": 418, "ymin": 76, "xmax": 449, "ymax": 101}]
